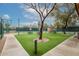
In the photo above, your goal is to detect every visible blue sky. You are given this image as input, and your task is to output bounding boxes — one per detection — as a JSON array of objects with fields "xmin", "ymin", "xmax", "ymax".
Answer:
[{"xmin": 0, "ymin": 3, "xmax": 56, "ymax": 27}]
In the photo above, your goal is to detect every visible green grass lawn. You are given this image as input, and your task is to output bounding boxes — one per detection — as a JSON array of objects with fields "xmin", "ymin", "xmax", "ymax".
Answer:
[{"xmin": 15, "ymin": 32, "xmax": 73, "ymax": 56}]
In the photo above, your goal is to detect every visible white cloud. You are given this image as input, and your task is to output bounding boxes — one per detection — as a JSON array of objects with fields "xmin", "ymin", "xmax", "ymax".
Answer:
[
  {"xmin": 32, "ymin": 21, "xmax": 38, "ymax": 24},
  {"xmin": 20, "ymin": 21, "xmax": 38, "ymax": 27},
  {"xmin": 24, "ymin": 14, "xmax": 28, "ymax": 18},
  {"xmin": 24, "ymin": 14, "xmax": 39, "ymax": 20},
  {"xmin": 25, "ymin": 8, "xmax": 36, "ymax": 14},
  {"xmin": 2, "ymin": 14, "xmax": 10, "ymax": 20},
  {"xmin": 20, "ymin": 4, "xmax": 36, "ymax": 14}
]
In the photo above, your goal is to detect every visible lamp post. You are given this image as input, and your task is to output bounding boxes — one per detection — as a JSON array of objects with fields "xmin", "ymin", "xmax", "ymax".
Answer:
[{"xmin": 17, "ymin": 18, "xmax": 20, "ymax": 35}]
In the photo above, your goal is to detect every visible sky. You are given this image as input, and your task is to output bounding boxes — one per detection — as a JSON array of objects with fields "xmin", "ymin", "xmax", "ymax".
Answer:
[{"xmin": 0, "ymin": 3, "xmax": 56, "ymax": 27}]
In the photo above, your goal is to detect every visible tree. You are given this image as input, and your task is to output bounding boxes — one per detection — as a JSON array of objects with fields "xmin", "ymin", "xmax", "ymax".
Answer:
[
  {"xmin": 37, "ymin": 21, "xmax": 41, "ymax": 35},
  {"xmin": 60, "ymin": 4, "xmax": 75, "ymax": 34},
  {"xmin": 0, "ymin": 17, "xmax": 4, "ymax": 39},
  {"xmin": 75, "ymin": 3, "xmax": 79, "ymax": 39},
  {"xmin": 23, "ymin": 3, "xmax": 56, "ymax": 40},
  {"xmin": 5, "ymin": 22, "xmax": 10, "ymax": 33},
  {"xmin": 53, "ymin": 21, "xmax": 63, "ymax": 29},
  {"xmin": 43, "ymin": 22, "xmax": 48, "ymax": 31},
  {"xmin": 51, "ymin": 4, "xmax": 64, "ymax": 33},
  {"xmin": 68, "ymin": 11, "xmax": 78, "ymax": 26},
  {"xmin": 3, "ymin": 14, "xmax": 10, "ymax": 33},
  {"xmin": 51, "ymin": 4, "xmax": 75, "ymax": 34}
]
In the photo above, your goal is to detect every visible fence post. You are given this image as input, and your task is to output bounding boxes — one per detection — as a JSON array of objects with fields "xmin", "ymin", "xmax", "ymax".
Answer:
[{"xmin": 34, "ymin": 40, "xmax": 37, "ymax": 55}]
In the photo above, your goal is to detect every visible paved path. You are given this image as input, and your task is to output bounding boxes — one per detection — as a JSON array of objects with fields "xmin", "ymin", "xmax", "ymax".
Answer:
[
  {"xmin": 43, "ymin": 35, "xmax": 79, "ymax": 56},
  {"xmin": 1, "ymin": 34, "xmax": 29, "ymax": 56},
  {"xmin": 0, "ymin": 36, "xmax": 6, "ymax": 55}
]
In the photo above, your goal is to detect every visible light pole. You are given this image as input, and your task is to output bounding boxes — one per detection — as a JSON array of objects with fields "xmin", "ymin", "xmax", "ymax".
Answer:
[{"xmin": 18, "ymin": 18, "xmax": 20, "ymax": 35}]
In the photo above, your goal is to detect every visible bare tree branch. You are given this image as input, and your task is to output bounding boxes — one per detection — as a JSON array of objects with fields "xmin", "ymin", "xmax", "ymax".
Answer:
[
  {"xmin": 43, "ymin": 3, "xmax": 56, "ymax": 22},
  {"xmin": 38, "ymin": 3, "xmax": 44, "ymax": 19},
  {"xmin": 30, "ymin": 3, "xmax": 43, "ymax": 21},
  {"xmin": 45, "ymin": 4, "xmax": 52, "ymax": 14}
]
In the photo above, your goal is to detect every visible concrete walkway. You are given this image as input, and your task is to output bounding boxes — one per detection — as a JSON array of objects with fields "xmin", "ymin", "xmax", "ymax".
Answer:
[
  {"xmin": 1, "ymin": 34, "xmax": 29, "ymax": 56},
  {"xmin": 0, "ymin": 36, "xmax": 6, "ymax": 55},
  {"xmin": 43, "ymin": 35, "xmax": 79, "ymax": 56}
]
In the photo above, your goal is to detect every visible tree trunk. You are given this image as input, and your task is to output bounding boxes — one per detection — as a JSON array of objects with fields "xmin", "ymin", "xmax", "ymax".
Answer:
[
  {"xmin": 63, "ymin": 27, "xmax": 66, "ymax": 34},
  {"xmin": 62, "ymin": 27, "xmax": 66, "ymax": 34},
  {"xmin": 39, "ymin": 21, "xmax": 44, "ymax": 40},
  {"xmin": 75, "ymin": 4, "xmax": 79, "ymax": 39},
  {"xmin": 63, "ymin": 30, "xmax": 66, "ymax": 34},
  {"xmin": 77, "ymin": 32, "xmax": 79, "ymax": 39},
  {"xmin": 63, "ymin": 18, "xmax": 69, "ymax": 34}
]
